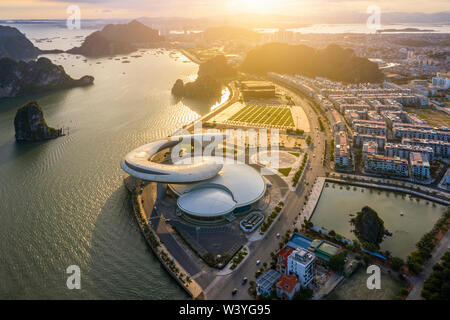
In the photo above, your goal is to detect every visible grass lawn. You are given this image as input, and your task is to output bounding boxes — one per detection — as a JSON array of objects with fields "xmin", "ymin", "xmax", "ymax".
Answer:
[
  {"xmin": 327, "ymin": 267, "xmax": 407, "ymax": 300},
  {"xmin": 228, "ymin": 105, "xmax": 295, "ymax": 127},
  {"xmin": 404, "ymin": 107, "xmax": 450, "ymax": 127},
  {"xmin": 278, "ymin": 168, "xmax": 292, "ymax": 177},
  {"xmin": 289, "ymin": 152, "xmax": 300, "ymax": 157}
]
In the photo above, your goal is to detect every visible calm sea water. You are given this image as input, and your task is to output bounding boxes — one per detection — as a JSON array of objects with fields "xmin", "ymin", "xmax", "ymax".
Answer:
[
  {"xmin": 0, "ymin": 24, "xmax": 215, "ymax": 299},
  {"xmin": 311, "ymin": 183, "xmax": 446, "ymax": 259}
]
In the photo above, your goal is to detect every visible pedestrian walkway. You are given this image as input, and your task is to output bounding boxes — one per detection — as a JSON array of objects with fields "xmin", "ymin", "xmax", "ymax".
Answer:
[{"xmin": 301, "ymin": 177, "xmax": 326, "ymax": 221}]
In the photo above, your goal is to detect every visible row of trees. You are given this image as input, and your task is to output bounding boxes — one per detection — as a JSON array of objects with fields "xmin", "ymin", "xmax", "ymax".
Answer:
[
  {"xmin": 407, "ymin": 208, "xmax": 450, "ymax": 274},
  {"xmin": 421, "ymin": 251, "xmax": 450, "ymax": 300},
  {"xmin": 260, "ymin": 202, "xmax": 285, "ymax": 233},
  {"xmin": 292, "ymin": 154, "xmax": 308, "ymax": 187}
]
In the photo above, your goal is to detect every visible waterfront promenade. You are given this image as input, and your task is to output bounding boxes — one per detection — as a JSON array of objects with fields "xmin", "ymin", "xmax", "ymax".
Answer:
[
  {"xmin": 407, "ymin": 229, "xmax": 450, "ymax": 300},
  {"xmin": 301, "ymin": 177, "xmax": 326, "ymax": 222},
  {"xmin": 124, "ymin": 175, "xmax": 204, "ymax": 299},
  {"xmin": 328, "ymin": 175, "xmax": 450, "ymax": 206}
]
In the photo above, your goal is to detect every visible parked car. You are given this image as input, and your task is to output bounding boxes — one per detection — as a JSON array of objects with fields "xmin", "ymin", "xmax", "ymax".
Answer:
[{"xmin": 232, "ymin": 288, "xmax": 238, "ymax": 295}]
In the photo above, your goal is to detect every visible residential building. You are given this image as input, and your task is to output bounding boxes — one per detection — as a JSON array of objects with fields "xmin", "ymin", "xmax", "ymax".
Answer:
[
  {"xmin": 393, "ymin": 125, "xmax": 450, "ymax": 142},
  {"xmin": 354, "ymin": 123, "xmax": 387, "ymax": 136},
  {"xmin": 255, "ymin": 269, "xmax": 281, "ymax": 297},
  {"xmin": 364, "ymin": 154, "xmax": 409, "ymax": 177},
  {"xmin": 402, "ymin": 138, "xmax": 450, "ymax": 159},
  {"xmin": 385, "ymin": 143, "xmax": 434, "ymax": 161},
  {"xmin": 335, "ymin": 130, "xmax": 352, "ymax": 168},
  {"xmin": 362, "ymin": 141, "xmax": 378, "ymax": 161},
  {"xmin": 432, "ymin": 72, "xmax": 450, "ymax": 90},
  {"xmin": 410, "ymin": 152, "xmax": 431, "ymax": 180},
  {"xmin": 331, "ymin": 110, "xmax": 346, "ymax": 132},
  {"xmin": 354, "ymin": 133, "xmax": 386, "ymax": 149},
  {"xmin": 276, "ymin": 248, "xmax": 293, "ymax": 274},
  {"xmin": 276, "ymin": 275, "xmax": 301, "ymax": 300},
  {"xmin": 287, "ymin": 249, "xmax": 316, "ymax": 287}
]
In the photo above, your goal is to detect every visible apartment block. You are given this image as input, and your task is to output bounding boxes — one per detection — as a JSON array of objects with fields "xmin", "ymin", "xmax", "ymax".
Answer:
[
  {"xmin": 287, "ymin": 249, "xmax": 316, "ymax": 287},
  {"xmin": 402, "ymin": 138, "xmax": 450, "ymax": 159},
  {"xmin": 410, "ymin": 152, "xmax": 431, "ymax": 180},
  {"xmin": 354, "ymin": 133, "xmax": 386, "ymax": 149},
  {"xmin": 364, "ymin": 154, "xmax": 409, "ymax": 177},
  {"xmin": 385, "ymin": 143, "xmax": 434, "ymax": 161}
]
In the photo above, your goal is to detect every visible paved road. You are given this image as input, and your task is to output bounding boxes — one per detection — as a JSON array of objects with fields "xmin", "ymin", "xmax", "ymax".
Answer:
[
  {"xmin": 205, "ymin": 84, "xmax": 331, "ymax": 299},
  {"xmin": 141, "ymin": 183, "xmax": 203, "ymax": 276},
  {"xmin": 406, "ymin": 230, "xmax": 450, "ymax": 300}
]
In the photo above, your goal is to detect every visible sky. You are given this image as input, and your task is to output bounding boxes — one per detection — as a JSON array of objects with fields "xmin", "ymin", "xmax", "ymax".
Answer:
[{"xmin": 0, "ymin": 0, "xmax": 449, "ymax": 20}]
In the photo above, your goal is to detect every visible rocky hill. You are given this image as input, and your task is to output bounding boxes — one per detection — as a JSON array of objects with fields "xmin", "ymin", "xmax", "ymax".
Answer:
[
  {"xmin": 67, "ymin": 20, "xmax": 164, "ymax": 57},
  {"xmin": 0, "ymin": 25, "xmax": 41, "ymax": 60},
  {"xmin": 198, "ymin": 55, "xmax": 236, "ymax": 78},
  {"xmin": 241, "ymin": 43, "xmax": 384, "ymax": 83},
  {"xmin": 171, "ymin": 76, "xmax": 222, "ymax": 101},
  {"xmin": 0, "ymin": 25, "xmax": 63, "ymax": 60},
  {"xmin": 0, "ymin": 57, "xmax": 94, "ymax": 99},
  {"xmin": 14, "ymin": 101, "xmax": 63, "ymax": 142},
  {"xmin": 171, "ymin": 55, "xmax": 234, "ymax": 101}
]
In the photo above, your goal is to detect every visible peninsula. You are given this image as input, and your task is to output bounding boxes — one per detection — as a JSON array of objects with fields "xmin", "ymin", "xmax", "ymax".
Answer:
[
  {"xmin": 0, "ymin": 57, "xmax": 94, "ymax": 99},
  {"xmin": 0, "ymin": 25, "xmax": 63, "ymax": 60}
]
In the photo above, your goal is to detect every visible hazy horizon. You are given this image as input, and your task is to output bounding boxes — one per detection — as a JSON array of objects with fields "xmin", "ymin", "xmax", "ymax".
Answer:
[{"xmin": 1, "ymin": 0, "xmax": 449, "ymax": 22}]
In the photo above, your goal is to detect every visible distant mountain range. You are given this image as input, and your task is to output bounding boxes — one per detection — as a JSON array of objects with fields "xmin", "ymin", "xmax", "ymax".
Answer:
[
  {"xmin": 138, "ymin": 11, "xmax": 450, "ymax": 28},
  {"xmin": 1, "ymin": 11, "xmax": 448, "ymax": 31}
]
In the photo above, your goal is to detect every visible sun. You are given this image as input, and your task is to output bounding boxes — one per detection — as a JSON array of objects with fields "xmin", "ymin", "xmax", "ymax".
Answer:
[{"xmin": 231, "ymin": 0, "xmax": 279, "ymax": 13}]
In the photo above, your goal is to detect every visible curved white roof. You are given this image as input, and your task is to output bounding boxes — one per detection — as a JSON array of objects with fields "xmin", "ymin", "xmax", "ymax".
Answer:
[
  {"xmin": 177, "ymin": 187, "xmax": 236, "ymax": 217},
  {"xmin": 120, "ymin": 133, "xmax": 225, "ymax": 183},
  {"xmin": 121, "ymin": 135, "xmax": 267, "ymax": 218},
  {"xmin": 170, "ymin": 157, "xmax": 266, "ymax": 217}
]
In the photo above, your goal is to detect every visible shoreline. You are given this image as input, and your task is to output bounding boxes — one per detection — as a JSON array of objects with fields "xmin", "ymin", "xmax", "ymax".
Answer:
[
  {"xmin": 120, "ymin": 48, "xmax": 238, "ymax": 298},
  {"xmin": 124, "ymin": 175, "xmax": 204, "ymax": 300},
  {"xmin": 177, "ymin": 47, "xmax": 239, "ymax": 132},
  {"xmin": 178, "ymin": 48, "xmax": 203, "ymax": 65},
  {"xmin": 304, "ymin": 177, "xmax": 450, "ymax": 226}
]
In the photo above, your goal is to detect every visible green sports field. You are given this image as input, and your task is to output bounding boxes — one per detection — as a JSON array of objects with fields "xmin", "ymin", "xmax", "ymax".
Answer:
[{"xmin": 227, "ymin": 105, "xmax": 295, "ymax": 127}]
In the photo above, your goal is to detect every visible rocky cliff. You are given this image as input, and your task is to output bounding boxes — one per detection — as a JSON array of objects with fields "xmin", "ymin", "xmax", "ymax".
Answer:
[
  {"xmin": 0, "ymin": 25, "xmax": 63, "ymax": 60},
  {"xmin": 0, "ymin": 57, "xmax": 94, "ymax": 99},
  {"xmin": 14, "ymin": 101, "xmax": 63, "ymax": 142},
  {"xmin": 171, "ymin": 76, "xmax": 222, "ymax": 101},
  {"xmin": 0, "ymin": 25, "xmax": 41, "ymax": 60},
  {"xmin": 67, "ymin": 20, "xmax": 164, "ymax": 57},
  {"xmin": 171, "ymin": 55, "xmax": 233, "ymax": 101}
]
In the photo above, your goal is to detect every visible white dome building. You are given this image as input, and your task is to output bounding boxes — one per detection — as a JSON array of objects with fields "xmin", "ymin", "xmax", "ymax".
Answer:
[
  {"xmin": 121, "ymin": 134, "xmax": 268, "ymax": 224},
  {"xmin": 169, "ymin": 157, "xmax": 266, "ymax": 223}
]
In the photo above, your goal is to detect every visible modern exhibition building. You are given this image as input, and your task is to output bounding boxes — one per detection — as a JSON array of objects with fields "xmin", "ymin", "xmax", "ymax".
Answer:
[{"xmin": 121, "ymin": 134, "xmax": 267, "ymax": 223}]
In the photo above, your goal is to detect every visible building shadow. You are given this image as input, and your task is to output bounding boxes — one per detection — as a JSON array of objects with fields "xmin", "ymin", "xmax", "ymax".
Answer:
[{"xmin": 86, "ymin": 186, "xmax": 189, "ymax": 299}]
